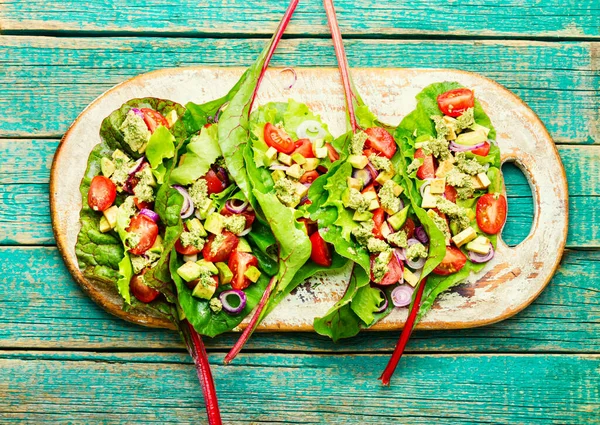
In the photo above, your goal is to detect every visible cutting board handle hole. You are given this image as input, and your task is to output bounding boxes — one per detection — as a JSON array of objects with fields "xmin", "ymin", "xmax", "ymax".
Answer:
[{"xmin": 500, "ymin": 161, "xmax": 534, "ymax": 247}]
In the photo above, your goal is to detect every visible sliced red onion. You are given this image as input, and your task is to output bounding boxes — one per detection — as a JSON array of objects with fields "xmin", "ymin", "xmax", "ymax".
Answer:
[
  {"xmin": 128, "ymin": 157, "xmax": 146, "ymax": 175},
  {"xmin": 173, "ymin": 185, "xmax": 194, "ymax": 218},
  {"xmin": 352, "ymin": 168, "xmax": 372, "ymax": 186},
  {"xmin": 366, "ymin": 162, "xmax": 379, "ymax": 179},
  {"xmin": 449, "ymin": 141, "xmax": 486, "ymax": 152},
  {"xmin": 215, "ymin": 167, "xmax": 230, "ymax": 188},
  {"xmin": 214, "ymin": 102, "xmax": 230, "ymax": 123},
  {"xmin": 280, "ymin": 67, "xmax": 297, "ymax": 90},
  {"xmin": 375, "ymin": 288, "xmax": 388, "ymax": 313},
  {"xmin": 139, "ymin": 208, "xmax": 159, "ymax": 222},
  {"xmin": 406, "ymin": 238, "xmax": 426, "ymax": 269},
  {"xmin": 419, "ymin": 179, "xmax": 431, "ymax": 198},
  {"xmin": 297, "ymin": 120, "xmax": 327, "ymax": 141},
  {"xmin": 237, "ymin": 227, "xmax": 252, "ymax": 237},
  {"xmin": 225, "ymin": 199, "xmax": 249, "ymax": 214},
  {"xmin": 269, "ymin": 165, "xmax": 290, "ymax": 171},
  {"xmin": 183, "ymin": 254, "xmax": 198, "ymax": 263},
  {"xmin": 130, "ymin": 108, "xmax": 144, "ymax": 118},
  {"xmin": 219, "ymin": 289, "xmax": 247, "ymax": 315},
  {"xmin": 391, "ymin": 285, "xmax": 414, "ymax": 308},
  {"xmin": 415, "ymin": 226, "xmax": 429, "ymax": 244},
  {"xmin": 393, "ymin": 247, "xmax": 406, "ymax": 262},
  {"xmin": 468, "ymin": 243, "xmax": 495, "ymax": 263}
]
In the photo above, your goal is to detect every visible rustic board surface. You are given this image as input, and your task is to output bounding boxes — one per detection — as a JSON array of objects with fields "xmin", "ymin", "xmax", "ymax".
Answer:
[{"xmin": 1, "ymin": 0, "xmax": 598, "ymax": 423}]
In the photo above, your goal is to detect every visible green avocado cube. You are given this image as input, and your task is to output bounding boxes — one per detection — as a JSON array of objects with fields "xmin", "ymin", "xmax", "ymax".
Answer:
[
  {"xmin": 99, "ymin": 216, "xmax": 112, "ymax": 233},
  {"xmin": 265, "ymin": 147, "xmax": 278, "ymax": 161},
  {"xmin": 187, "ymin": 218, "xmax": 207, "ymax": 237},
  {"xmin": 196, "ymin": 260, "xmax": 218, "ymax": 274},
  {"xmin": 348, "ymin": 155, "xmax": 369, "ymax": 169},
  {"xmin": 304, "ymin": 158, "xmax": 320, "ymax": 171},
  {"xmin": 244, "ymin": 266, "xmax": 261, "ymax": 283},
  {"xmin": 111, "ymin": 149, "xmax": 129, "ymax": 161},
  {"xmin": 314, "ymin": 147, "xmax": 328, "ymax": 159},
  {"xmin": 271, "ymin": 169, "xmax": 286, "ymax": 182},
  {"xmin": 100, "ymin": 157, "xmax": 116, "ymax": 178},
  {"xmin": 191, "ymin": 278, "xmax": 217, "ymax": 300},
  {"xmin": 375, "ymin": 170, "xmax": 395, "ymax": 185},
  {"xmin": 388, "ymin": 206, "xmax": 409, "ymax": 231},
  {"xmin": 353, "ymin": 210, "xmax": 373, "ymax": 222},
  {"xmin": 237, "ymin": 238, "xmax": 253, "ymax": 253},
  {"xmin": 196, "ymin": 200, "xmax": 214, "ymax": 220},
  {"xmin": 215, "ymin": 262, "xmax": 233, "ymax": 285},
  {"xmin": 177, "ymin": 261, "xmax": 202, "ymax": 282},
  {"xmin": 466, "ymin": 236, "xmax": 491, "ymax": 255},
  {"xmin": 347, "ymin": 177, "xmax": 363, "ymax": 191},
  {"xmin": 286, "ymin": 163, "xmax": 305, "ymax": 179},
  {"xmin": 102, "ymin": 205, "xmax": 119, "ymax": 229},
  {"xmin": 456, "ymin": 130, "xmax": 487, "ymax": 146},
  {"xmin": 149, "ymin": 234, "xmax": 163, "ymax": 254},
  {"xmin": 291, "ymin": 153, "xmax": 306, "ymax": 165},
  {"xmin": 204, "ymin": 213, "xmax": 224, "ymax": 234},
  {"xmin": 278, "ymin": 153, "xmax": 293, "ymax": 165}
]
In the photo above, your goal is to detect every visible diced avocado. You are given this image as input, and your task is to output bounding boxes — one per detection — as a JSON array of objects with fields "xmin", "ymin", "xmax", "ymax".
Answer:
[
  {"xmin": 112, "ymin": 149, "xmax": 129, "ymax": 161},
  {"xmin": 99, "ymin": 216, "xmax": 112, "ymax": 233},
  {"xmin": 291, "ymin": 153, "xmax": 306, "ymax": 165},
  {"xmin": 368, "ymin": 199, "xmax": 380, "ymax": 211},
  {"xmin": 388, "ymin": 206, "xmax": 409, "ymax": 231},
  {"xmin": 304, "ymin": 158, "xmax": 320, "ymax": 171},
  {"xmin": 271, "ymin": 169, "xmax": 286, "ymax": 182},
  {"xmin": 149, "ymin": 235, "xmax": 164, "ymax": 254},
  {"xmin": 237, "ymin": 238, "xmax": 253, "ymax": 253},
  {"xmin": 449, "ymin": 221, "xmax": 460, "ymax": 236},
  {"xmin": 404, "ymin": 269, "xmax": 419, "ymax": 287},
  {"xmin": 204, "ymin": 213, "xmax": 224, "ymax": 234},
  {"xmin": 100, "ymin": 157, "xmax": 116, "ymax": 178},
  {"xmin": 362, "ymin": 191, "xmax": 377, "ymax": 202},
  {"xmin": 380, "ymin": 221, "xmax": 392, "ymax": 238},
  {"xmin": 177, "ymin": 261, "xmax": 202, "ymax": 282},
  {"xmin": 456, "ymin": 130, "xmax": 487, "ymax": 146},
  {"xmin": 470, "ymin": 175, "xmax": 486, "ymax": 190},
  {"xmin": 347, "ymin": 177, "xmax": 363, "ymax": 191},
  {"xmin": 265, "ymin": 147, "xmax": 278, "ymax": 161},
  {"xmin": 196, "ymin": 200, "xmax": 214, "ymax": 220},
  {"xmin": 391, "ymin": 181, "xmax": 404, "ymax": 197},
  {"xmin": 421, "ymin": 186, "xmax": 438, "ymax": 209},
  {"xmin": 191, "ymin": 278, "xmax": 217, "ymax": 300},
  {"xmin": 278, "ymin": 152, "xmax": 293, "ymax": 165},
  {"xmin": 466, "ymin": 236, "xmax": 491, "ymax": 255},
  {"xmin": 244, "ymin": 266, "xmax": 261, "ymax": 283},
  {"xmin": 353, "ymin": 210, "xmax": 374, "ymax": 222},
  {"xmin": 476, "ymin": 172, "xmax": 491, "ymax": 189},
  {"xmin": 102, "ymin": 205, "xmax": 119, "ymax": 229},
  {"xmin": 429, "ymin": 178, "xmax": 446, "ymax": 195},
  {"xmin": 341, "ymin": 189, "xmax": 352, "ymax": 208},
  {"xmin": 348, "ymin": 155, "xmax": 369, "ymax": 169},
  {"xmin": 187, "ymin": 218, "xmax": 207, "ymax": 237},
  {"xmin": 375, "ymin": 170, "xmax": 395, "ymax": 185},
  {"xmin": 295, "ymin": 181, "xmax": 309, "ymax": 198},
  {"xmin": 314, "ymin": 147, "xmax": 328, "ymax": 159},
  {"xmin": 452, "ymin": 226, "xmax": 477, "ymax": 247},
  {"xmin": 313, "ymin": 138, "xmax": 325, "ymax": 149},
  {"xmin": 471, "ymin": 123, "xmax": 490, "ymax": 137},
  {"xmin": 286, "ymin": 163, "xmax": 305, "ymax": 179},
  {"xmin": 436, "ymin": 159, "xmax": 455, "ymax": 178},
  {"xmin": 215, "ymin": 262, "xmax": 233, "ymax": 285},
  {"xmin": 196, "ymin": 259, "xmax": 218, "ymax": 274},
  {"xmin": 166, "ymin": 110, "xmax": 178, "ymax": 127}
]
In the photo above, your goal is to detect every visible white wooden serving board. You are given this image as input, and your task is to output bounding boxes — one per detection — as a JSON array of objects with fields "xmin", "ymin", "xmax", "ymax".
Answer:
[{"xmin": 50, "ymin": 67, "xmax": 568, "ymax": 331}]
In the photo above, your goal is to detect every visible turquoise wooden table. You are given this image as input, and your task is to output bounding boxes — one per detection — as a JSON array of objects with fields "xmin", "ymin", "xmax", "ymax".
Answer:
[{"xmin": 1, "ymin": 1, "xmax": 599, "ymax": 423}]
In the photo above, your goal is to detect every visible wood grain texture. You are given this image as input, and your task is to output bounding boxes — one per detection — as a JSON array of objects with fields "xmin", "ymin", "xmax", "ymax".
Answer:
[
  {"xmin": 0, "ymin": 36, "xmax": 598, "ymax": 143},
  {"xmin": 1, "ymin": 247, "xmax": 597, "ymax": 353},
  {"xmin": 0, "ymin": 350, "xmax": 598, "ymax": 424},
  {"xmin": 2, "ymin": 140, "xmax": 595, "ymax": 247},
  {"xmin": 1, "ymin": 0, "xmax": 598, "ymax": 38}
]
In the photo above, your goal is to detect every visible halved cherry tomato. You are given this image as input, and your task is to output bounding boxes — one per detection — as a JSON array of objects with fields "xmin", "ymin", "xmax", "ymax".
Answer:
[
  {"xmin": 370, "ymin": 254, "xmax": 403, "ymax": 285},
  {"xmin": 364, "ymin": 127, "xmax": 397, "ymax": 159},
  {"xmin": 437, "ymin": 88, "xmax": 475, "ymax": 118},
  {"xmin": 130, "ymin": 271, "xmax": 160, "ymax": 303},
  {"xmin": 127, "ymin": 214, "xmax": 159, "ymax": 255},
  {"xmin": 309, "ymin": 231, "xmax": 332, "ymax": 267},
  {"xmin": 414, "ymin": 148, "xmax": 436, "ymax": 180},
  {"xmin": 202, "ymin": 231, "xmax": 239, "ymax": 263},
  {"xmin": 264, "ymin": 123, "xmax": 295, "ymax": 154},
  {"xmin": 402, "ymin": 218, "xmax": 416, "ymax": 240},
  {"xmin": 471, "ymin": 141, "xmax": 491, "ymax": 157},
  {"xmin": 293, "ymin": 139, "xmax": 315, "ymax": 158},
  {"xmin": 186, "ymin": 275, "xmax": 219, "ymax": 291},
  {"xmin": 88, "ymin": 175, "xmax": 117, "ymax": 212},
  {"xmin": 372, "ymin": 208, "xmax": 386, "ymax": 240},
  {"xmin": 300, "ymin": 170, "xmax": 320, "ymax": 184},
  {"xmin": 298, "ymin": 218, "xmax": 318, "ymax": 236},
  {"xmin": 229, "ymin": 251, "xmax": 259, "ymax": 290},
  {"xmin": 202, "ymin": 168, "xmax": 227, "ymax": 195},
  {"xmin": 140, "ymin": 108, "xmax": 169, "ymax": 133},
  {"xmin": 444, "ymin": 185, "xmax": 458, "ymax": 203},
  {"xmin": 175, "ymin": 223, "xmax": 203, "ymax": 255},
  {"xmin": 476, "ymin": 193, "xmax": 507, "ymax": 235},
  {"xmin": 134, "ymin": 197, "xmax": 152, "ymax": 210},
  {"xmin": 433, "ymin": 246, "xmax": 467, "ymax": 275},
  {"xmin": 325, "ymin": 143, "xmax": 340, "ymax": 161}
]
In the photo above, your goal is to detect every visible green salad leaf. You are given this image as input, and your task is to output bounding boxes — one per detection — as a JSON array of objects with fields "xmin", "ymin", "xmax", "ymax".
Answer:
[{"xmin": 145, "ymin": 125, "xmax": 176, "ymax": 169}]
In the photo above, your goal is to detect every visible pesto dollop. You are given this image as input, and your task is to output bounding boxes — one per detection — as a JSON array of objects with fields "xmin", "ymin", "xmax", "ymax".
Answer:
[
  {"xmin": 372, "ymin": 250, "xmax": 392, "ymax": 283},
  {"xmin": 386, "ymin": 230, "xmax": 408, "ymax": 248},
  {"xmin": 436, "ymin": 198, "xmax": 471, "ymax": 233},
  {"xmin": 379, "ymin": 180, "xmax": 401, "ymax": 213},
  {"xmin": 209, "ymin": 298, "xmax": 223, "ymax": 313},
  {"xmin": 455, "ymin": 152, "xmax": 485, "ymax": 176},
  {"xmin": 406, "ymin": 242, "xmax": 427, "ymax": 262},
  {"xmin": 274, "ymin": 177, "xmax": 301, "ymax": 207},
  {"xmin": 133, "ymin": 167, "xmax": 156, "ymax": 203},
  {"xmin": 346, "ymin": 188, "xmax": 370, "ymax": 212},
  {"xmin": 367, "ymin": 237, "xmax": 390, "ymax": 254},
  {"xmin": 350, "ymin": 131, "xmax": 368, "ymax": 155},
  {"xmin": 120, "ymin": 111, "xmax": 150, "ymax": 153},
  {"xmin": 189, "ymin": 179, "xmax": 210, "ymax": 210},
  {"xmin": 223, "ymin": 215, "xmax": 246, "ymax": 235},
  {"xmin": 352, "ymin": 222, "xmax": 374, "ymax": 246},
  {"xmin": 368, "ymin": 154, "xmax": 393, "ymax": 172}
]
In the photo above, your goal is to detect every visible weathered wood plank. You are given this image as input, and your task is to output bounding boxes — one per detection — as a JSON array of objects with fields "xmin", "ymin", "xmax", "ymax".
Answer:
[
  {"xmin": 0, "ymin": 37, "xmax": 598, "ymax": 143},
  {"xmin": 0, "ymin": 247, "xmax": 597, "ymax": 353},
  {"xmin": 1, "ymin": 0, "xmax": 598, "ymax": 39},
  {"xmin": 2, "ymin": 140, "xmax": 597, "ymax": 246},
  {"xmin": 0, "ymin": 351, "xmax": 598, "ymax": 424}
]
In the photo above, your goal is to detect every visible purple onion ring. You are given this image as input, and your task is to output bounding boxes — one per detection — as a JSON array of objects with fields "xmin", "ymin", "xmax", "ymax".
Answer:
[
  {"xmin": 414, "ymin": 226, "xmax": 429, "ymax": 244},
  {"xmin": 391, "ymin": 285, "xmax": 414, "ymax": 308},
  {"xmin": 219, "ymin": 289, "xmax": 247, "ymax": 315},
  {"xmin": 375, "ymin": 288, "xmax": 388, "ymax": 313},
  {"xmin": 130, "ymin": 107, "xmax": 144, "ymax": 118},
  {"xmin": 225, "ymin": 199, "xmax": 249, "ymax": 214},
  {"xmin": 129, "ymin": 157, "xmax": 146, "ymax": 175},
  {"xmin": 280, "ymin": 67, "xmax": 297, "ymax": 90},
  {"xmin": 173, "ymin": 185, "xmax": 194, "ymax": 218},
  {"xmin": 468, "ymin": 243, "xmax": 495, "ymax": 263},
  {"xmin": 139, "ymin": 208, "xmax": 159, "ymax": 223},
  {"xmin": 449, "ymin": 141, "xmax": 486, "ymax": 153}
]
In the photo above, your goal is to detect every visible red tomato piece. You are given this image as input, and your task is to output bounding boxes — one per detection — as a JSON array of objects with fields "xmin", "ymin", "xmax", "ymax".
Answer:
[
  {"xmin": 298, "ymin": 218, "xmax": 318, "ymax": 236},
  {"xmin": 88, "ymin": 175, "xmax": 117, "ymax": 212},
  {"xmin": 264, "ymin": 123, "xmax": 295, "ymax": 154},
  {"xmin": 299, "ymin": 170, "xmax": 320, "ymax": 184},
  {"xmin": 402, "ymin": 218, "xmax": 416, "ymax": 240},
  {"xmin": 325, "ymin": 143, "xmax": 340, "ymax": 161},
  {"xmin": 127, "ymin": 214, "xmax": 159, "ymax": 255},
  {"xmin": 202, "ymin": 231, "xmax": 239, "ymax": 263},
  {"xmin": 476, "ymin": 193, "xmax": 507, "ymax": 235},
  {"xmin": 437, "ymin": 88, "xmax": 475, "ymax": 118},
  {"xmin": 175, "ymin": 223, "xmax": 202, "ymax": 255},
  {"xmin": 202, "ymin": 168, "xmax": 228, "ymax": 195},
  {"xmin": 372, "ymin": 208, "xmax": 386, "ymax": 240},
  {"xmin": 370, "ymin": 254, "xmax": 403, "ymax": 285},
  {"xmin": 133, "ymin": 197, "xmax": 152, "ymax": 211},
  {"xmin": 364, "ymin": 127, "xmax": 397, "ymax": 159},
  {"xmin": 414, "ymin": 148, "xmax": 436, "ymax": 180},
  {"xmin": 310, "ymin": 231, "xmax": 332, "ymax": 267},
  {"xmin": 293, "ymin": 139, "xmax": 315, "ymax": 158},
  {"xmin": 471, "ymin": 141, "xmax": 491, "ymax": 157},
  {"xmin": 140, "ymin": 108, "xmax": 169, "ymax": 133},
  {"xmin": 229, "ymin": 251, "xmax": 259, "ymax": 290},
  {"xmin": 433, "ymin": 246, "xmax": 467, "ymax": 276},
  {"xmin": 130, "ymin": 272, "xmax": 160, "ymax": 303},
  {"xmin": 444, "ymin": 185, "xmax": 458, "ymax": 203},
  {"xmin": 361, "ymin": 184, "xmax": 378, "ymax": 197}
]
